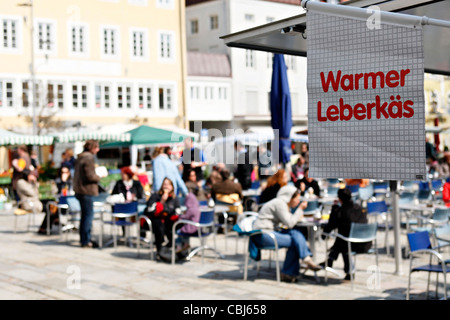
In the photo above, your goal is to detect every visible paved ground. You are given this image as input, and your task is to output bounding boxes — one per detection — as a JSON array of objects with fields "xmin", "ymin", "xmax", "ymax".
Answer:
[{"xmin": 0, "ymin": 207, "xmax": 447, "ymax": 301}]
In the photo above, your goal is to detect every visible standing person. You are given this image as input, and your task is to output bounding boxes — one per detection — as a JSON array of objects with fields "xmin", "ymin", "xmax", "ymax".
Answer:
[
  {"xmin": 234, "ymin": 140, "xmax": 254, "ymax": 190},
  {"xmin": 73, "ymin": 140, "xmax": 105, "ymax": 248},
  {"xmin": 320, "ymin": 188, "xmax": 371, "ymax": 281},
  {"xmin": 253, "ymin": 185, "xmax": 321, "ymax": 283},
  {"xmin": 152, "ymin": 147, "xmax": 188, "ymax": 197},
  {"xmin": 181, "ymin": 137, "xmax": 207, "ymax": 184}
]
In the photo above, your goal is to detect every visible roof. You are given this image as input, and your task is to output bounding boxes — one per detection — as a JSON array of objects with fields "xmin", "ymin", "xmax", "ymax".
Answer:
[{"xmin": 187, "ymin": 51, "xmax": 232, "ymax": 77}]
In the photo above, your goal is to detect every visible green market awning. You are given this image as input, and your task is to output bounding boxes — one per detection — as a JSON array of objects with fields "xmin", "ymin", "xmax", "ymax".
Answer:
[
  {"xmin": 101, "ymin": 125, "xmax": 196, "ymax": 148},
  {"xmin": 0, "ymin": 129, "xmax": 54, "ymax": 146}
]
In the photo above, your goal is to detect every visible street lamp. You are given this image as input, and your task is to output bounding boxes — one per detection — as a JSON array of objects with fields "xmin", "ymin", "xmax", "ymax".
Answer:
[{"xmin": 18, "ymin": 0, "xmax": 37, "ymax": 136}]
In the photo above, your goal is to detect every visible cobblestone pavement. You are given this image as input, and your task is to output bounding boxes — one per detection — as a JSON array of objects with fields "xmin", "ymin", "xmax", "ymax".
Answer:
[{"xmin": 0, "ymin": 208, "xmax": 446, "ymax": 301}]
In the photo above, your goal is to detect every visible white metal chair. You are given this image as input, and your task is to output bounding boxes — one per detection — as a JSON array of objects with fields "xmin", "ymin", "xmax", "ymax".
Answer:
[
  {"xmin": 171, "ymin": 208, "xmax": 224, "ymax": 265},
  {"xmin": 243, "ymin": 230, "xmax": 282, "ymax": 283},
  {"xmin": 367, "ymin": 200, "xmax": 390, "ymax": 254},
  {"xmin": 13, "ymin": 200, "xmax": 38, "ymax": 233},
  {"xmin": 322, "ymin": 222, "xmax": 378, "ymax": 290}
]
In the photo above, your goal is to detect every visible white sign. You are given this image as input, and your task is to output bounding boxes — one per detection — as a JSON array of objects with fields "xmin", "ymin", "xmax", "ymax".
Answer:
[{"xmin": 307, "ymin": 10, "xmax": 426, "ymax": 180}]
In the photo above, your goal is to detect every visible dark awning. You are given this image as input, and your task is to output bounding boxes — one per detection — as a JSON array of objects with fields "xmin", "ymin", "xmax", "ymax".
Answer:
[{"xmin": 221, "ymin": 0, "xmax": 450, "ymax": 76}]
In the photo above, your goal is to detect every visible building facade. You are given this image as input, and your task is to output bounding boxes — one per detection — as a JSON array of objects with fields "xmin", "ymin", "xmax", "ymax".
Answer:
[
  {"xmin": 185, "ymin": 0, "xmax": 309, "ymax": 135},
  {"xmin": 0, "ymin": 0, "xmax": 188, "ymax": 135}
]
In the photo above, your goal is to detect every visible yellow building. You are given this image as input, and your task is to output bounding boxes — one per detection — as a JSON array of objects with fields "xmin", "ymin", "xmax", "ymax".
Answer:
[
  {"xmin": 424, "ymin": 72, "xmax": 450, "ymax": 150},
  {"xmin": 0, "ymin": 0, "xmax": 188, "ymax": 134}
]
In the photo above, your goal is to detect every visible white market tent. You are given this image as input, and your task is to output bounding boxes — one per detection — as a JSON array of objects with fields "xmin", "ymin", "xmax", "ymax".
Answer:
[
  {"xmin": 0, "ymin": 128, "xmax": 54, "ymax": 146},
  {"xmin": 220, "ymin": 0, "xmax": 450, "ymax": 276}
]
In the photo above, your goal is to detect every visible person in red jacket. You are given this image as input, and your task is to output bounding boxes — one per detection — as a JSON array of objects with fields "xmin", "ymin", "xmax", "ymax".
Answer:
[{"xmin": 442, "ymin": 178, "xmax": 450, "ymax": 207}]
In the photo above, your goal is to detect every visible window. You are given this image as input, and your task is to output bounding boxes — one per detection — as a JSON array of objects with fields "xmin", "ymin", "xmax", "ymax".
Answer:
[
  {"xmin": 218, "ymin": 87, "xmax": 227, "ymax": 100},
  {"xmin": 246, "ymin": 49, "xmax": 255, "ymax": 68},
  {"xmin": 70, "ymin": 25, "xmax": 87, "ymax": 55},
  {"xmin": 2, "ymin": 18, "xmax": 18, "ymax": 50},
  {"xmin": 46, "ymin": 82, "xmax": 64, "ymax": 108},
  {"xmin": 101, "ymin": 26, "xmax": 119, "ymax": 57},
  {"xmin": 22, "ymin": 82, "xmax": 29, "ymax": 107},
  {"xmin": 130, "ymin": 29, "xmax": 147, "ymax": 60},
  {"xmin": 37, "ymin": 21, "xmax": 55, "ymax": 53},
  {"xmin": 21, "ymin": 81, "xmax": 40, "ymax": 108},
  {"xmin": 0, "ymin": 80, "xmax": 14, "ymax": 107},
  {"xmin": 158, "ymin": 31, "xmax": 174, "ymax": 61},
  {"xmin": 190, "ymin": 86, "xmax": 199, "ymax": 100},
  {"xmin": 210, "ymin": 15, "xmax": 218, "ymax": 30},
  {"xmin": 138, "ymin": 86, "xmax": 152, "ymax": 109},
  {"xmin": 95, "ymin": 84, "xmax": 110, "ymax": 109},
  {"xmin": 118, "ymin": 84, "xmax": 132, "ymax": 109},
  {"xmin": 190, "ymin": 19, "xmax": 198, "ymax": 35},
  {"xmin": 156, "ymin": 0, "xmax": 174, "ymax": 9},
  {"xmin": 204, "ymin": 86, "xmax": 214, "ymax": 100},
  {"xmin": 5, "ymin": 81, "xmax": 14, "ymax": 107},
  {"xmin": 158, "ymin": 86, "xmax": 172, "ymax": 110},
  {"xmin": 72, "ymin": 84, "xmax": 87, "ymax": 108},
  {"xmin": 245, "ymin": 14, "xmax": 254, "ymax": 22}
]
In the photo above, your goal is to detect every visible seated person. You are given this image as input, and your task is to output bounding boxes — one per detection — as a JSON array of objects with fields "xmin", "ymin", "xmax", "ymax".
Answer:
[
  {"xmin": 259, "ymin": 169, "xmax": 289, "ymax": 204},
  {"xmin": 38, "ymin": 166, "xmax": 73, "ymax": 234},
  {"xmin": 320, "ymin": 188, "xmax": 371, "ymax": 281},
  {"xmin": 174, "ymin": 191, "xmax": 201, "ymax": 259},
  {"xmin": 184, "ymin": 168, "xmax": 207, "ymax": 203},
  {"xmin": 142, "ymin": 177, "xmax": 181, "ymax": 259},
  {"xmin": 253, "ymin": 185, "xmax": 321, "ymax": 283},
  {"xmin": 15, "ymin": 169, "xmax": 45, "ymax": 234},
  {"xmin": 211, "ymin": 168, "xmax": 244, "ymax": 224},
  {"xmin": 295, "ymin": 167, "xmax": 321, "ymax": 198},
  {"xmin": 111, "ymin": 166, "xmax": 145, "ymax": 202},
  {"xmin": 290, "ymin": 155, "xmax": 306, "ymax": 183}
]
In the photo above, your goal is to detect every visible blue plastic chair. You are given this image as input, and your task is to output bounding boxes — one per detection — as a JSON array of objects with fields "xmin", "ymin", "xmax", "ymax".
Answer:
[
  {"xmin": 373, "ymin": 181, "xmax": 389, "ymax": 199},
  {"xmin": 346, "ymin": 184, "xmax": 360, "ymax": 200},
  {"xmin": 358, "ymin": 185, "xmax": 374, "ymax": 204},
  {"xmin": 407, "ymin": 231, "xmax": 449, "ymax": 300},
  {"xmin": 171, "ymin": 208, "xmax": 224, "ymax": 265},
  {"xmin": 105, "ymin": 201, "xmax": 140, "ymax": 251}
]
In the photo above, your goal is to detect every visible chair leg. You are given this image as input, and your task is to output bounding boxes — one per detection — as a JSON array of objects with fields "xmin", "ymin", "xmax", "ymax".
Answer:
[
  {"xmin": 407, "ymin": 258, "xmax": 413, "ymax": 300},
  {"xmin": 348, "ymin": 242, "xmax": 354, "ymax": 290}
]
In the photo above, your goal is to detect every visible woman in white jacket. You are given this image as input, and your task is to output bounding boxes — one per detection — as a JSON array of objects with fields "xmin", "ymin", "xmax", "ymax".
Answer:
[{"xmin": 253, "ymin": 185, "xmax": 321, "ymax": 282}]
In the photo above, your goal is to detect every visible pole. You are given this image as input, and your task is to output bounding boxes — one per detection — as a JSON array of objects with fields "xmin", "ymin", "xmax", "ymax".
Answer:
[
  {"xmin": 389, "ymin": 180, "xmax": 402, "ymax": 275},
  {"xmin": 301, "ymin": 0, "xmax": 450, "ymax": 29},
  {"xmin": 30, "ymin": 0, "xmax": 37, "ymax": 136}
]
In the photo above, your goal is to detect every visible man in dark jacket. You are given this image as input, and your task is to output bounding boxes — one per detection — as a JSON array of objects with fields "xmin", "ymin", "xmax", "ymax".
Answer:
[
  {"xmin": 73, "ymin": 140, "xmax": 104, "ymax": 248},
  {"xmin": 321, "ymin": 188, "xmax": 371, "ymax": 280}
]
